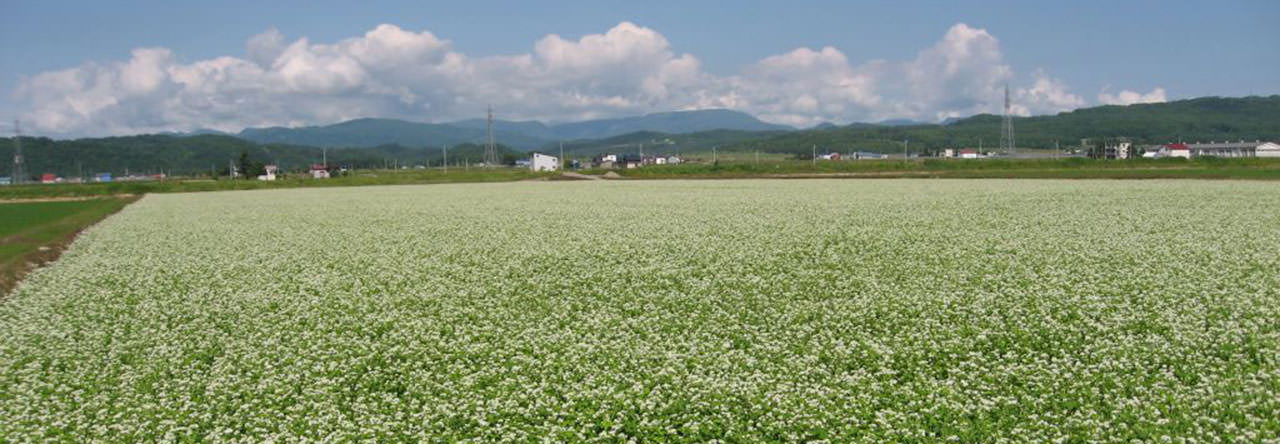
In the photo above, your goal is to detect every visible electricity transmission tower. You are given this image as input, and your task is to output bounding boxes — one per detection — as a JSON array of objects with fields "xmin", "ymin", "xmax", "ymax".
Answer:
[
  {"xmin": 483, "ymin": 106, "xmax": 498, "ymax": 166},
  {"xmin": 1000, "ymin": 84, "xmax": 1016, "ymax": 156},
  {"xmin": 11, "ymin": 120, "xmax": 24, "ymax": 184}
]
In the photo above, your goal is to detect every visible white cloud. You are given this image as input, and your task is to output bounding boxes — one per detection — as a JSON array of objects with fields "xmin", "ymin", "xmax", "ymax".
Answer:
[
  {"xmin": 1010, "ymin": 70, "xmax": 1086, "ymax": 116},
  {"xmin": 1098, "ymin": 87, "xmax": 1167, "ymax": 106},
  {"xmin": 12, "ymin": 22, "xmax": 1127, "ymax": 137}
]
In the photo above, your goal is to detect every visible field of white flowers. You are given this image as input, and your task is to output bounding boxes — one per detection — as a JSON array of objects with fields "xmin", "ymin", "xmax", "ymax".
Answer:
[{"xmin": 1, "ymin": 180, "xmax": 1278, "ymax": 441}]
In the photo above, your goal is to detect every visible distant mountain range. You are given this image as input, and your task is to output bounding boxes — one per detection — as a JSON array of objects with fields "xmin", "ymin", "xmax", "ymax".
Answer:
[
  {"xmin": 234, "ymin": 109, "xmax": 794, "ymax": 150},
  {"xmin": 7, "ymin": 95, "xmax": 1278, "ymax": 177}
]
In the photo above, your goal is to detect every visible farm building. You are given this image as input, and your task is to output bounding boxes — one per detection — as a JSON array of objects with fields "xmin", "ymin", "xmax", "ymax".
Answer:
[
  {"xmin": 1258, "ymin": 142, "xmax": 1280, "ymax": 157},
  {"xmin": 310, "ymin": 164, "xmax": 330, "ymax": 179},
  {"xmin": 530, "ymin": 153, "xmax": 560, "ymax": 172},
  {"xmin": 1186, "ymin": 140, "xmax": 1272, "ymax": 158},
  {"xmin": 258, "ymin": 165, "xmax": 278, "ymax": 181},
  {"xmin": 618, "ymin": 154, "xmax": 643, "ymax": 169},
  {"xmin": 1164, "ymin": 143, "xmax": 1192, "ymax": 158}
]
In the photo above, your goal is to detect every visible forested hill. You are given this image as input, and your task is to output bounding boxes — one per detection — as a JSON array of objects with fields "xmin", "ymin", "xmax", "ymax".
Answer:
[
  {"xmin": 0, "ymin": 135, "xmax": 520, "ymax": 178},
  {"xmin": 724, "ymin": 95, "xmax": 1280, "ymax": 154}
]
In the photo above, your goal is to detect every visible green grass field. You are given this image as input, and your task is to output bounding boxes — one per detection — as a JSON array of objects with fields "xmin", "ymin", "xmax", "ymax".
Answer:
[
  {"xmin": 0, "ymin": 168, "xmax": 548, "ymax": 200},
  {"xmin": 0, "ymin": 180, "xmax": 1277, "ymax": 441},
  {"xmin": 0, "ymin": 197, "xmax": 136, "ymax": 293},
  {"xmin": 3, "ymin": 157, "xmax": 1278, "ymax": 200}
]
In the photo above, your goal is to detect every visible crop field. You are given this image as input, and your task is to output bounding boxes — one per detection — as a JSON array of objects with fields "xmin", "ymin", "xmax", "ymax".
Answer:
[
  {"xmin": 0, "ymin": 197, "xmax": 137, "ymax": 294},
  {"xmin": 1, "ymin": 180, "xmax": 1278, "ymax": 441}
]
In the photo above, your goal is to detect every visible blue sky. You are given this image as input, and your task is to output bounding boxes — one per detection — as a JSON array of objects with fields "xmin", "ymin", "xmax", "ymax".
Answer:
[{"xmin": 2, "ymin": 0, "xmax": 1277, "ymax": 136}]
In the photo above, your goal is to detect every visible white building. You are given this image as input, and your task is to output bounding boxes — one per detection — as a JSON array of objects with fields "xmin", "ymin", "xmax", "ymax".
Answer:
[
  {"xmin": 530, "ymin": 152, "xmax": 560, "ymax": 172},
  {"xmin": 1105, "ymin": 142, "xmax": 1132, "ymax": 159},
  {"xmin": 1165, "ymin": 144, "xmax": 1192, "ymax": 158},
  {"xmin": 1254, "ymin": 142, "xmax": 1280, "ymax": 158},
  {"xmin": 1184, "ymin": 140, "xmax": 1276, "ymax": 158},
  {"xmin": 257, "ymin": 164, "xmax": 278, "ymax": 181}
]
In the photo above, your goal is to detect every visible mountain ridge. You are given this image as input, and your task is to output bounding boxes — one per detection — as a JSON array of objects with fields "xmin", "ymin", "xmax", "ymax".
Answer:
[{"xmin": 234, "ymin": 109, "xmax": 793, "ymax": 150}]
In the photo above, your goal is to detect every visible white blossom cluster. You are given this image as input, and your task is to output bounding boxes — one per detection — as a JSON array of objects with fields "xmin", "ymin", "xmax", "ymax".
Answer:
[{"xmin": 0, "ymin": 180, "xmax": 1277, "ymax": 442}]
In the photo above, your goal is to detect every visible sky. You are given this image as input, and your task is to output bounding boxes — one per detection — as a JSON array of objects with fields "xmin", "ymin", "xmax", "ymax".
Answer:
[{"xmin": 1, "ymin": 0, "xmax": 1277, "ymax": 137}]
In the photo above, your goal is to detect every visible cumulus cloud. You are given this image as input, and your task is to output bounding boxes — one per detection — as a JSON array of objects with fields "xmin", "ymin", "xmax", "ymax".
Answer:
[
  {"xmin": 1097, "ymin": 87, "xmax": 1167, "ymax": 106},
  {"xmin": 12, "ymin": 21, "xmax": 1128, "ymax": 136},
  {"xmin": 1010, "ymin": 70, "xmax": 1086, "ymax": 116}
]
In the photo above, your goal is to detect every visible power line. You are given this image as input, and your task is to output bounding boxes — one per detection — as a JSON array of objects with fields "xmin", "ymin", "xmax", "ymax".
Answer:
[
  {"xmin": 1001, "ymin": 84, "xmax": 1016, "ymax": 156},
  {"xmin": 483, "ymin": 106, "xmax": 498, "ymax": 166}
]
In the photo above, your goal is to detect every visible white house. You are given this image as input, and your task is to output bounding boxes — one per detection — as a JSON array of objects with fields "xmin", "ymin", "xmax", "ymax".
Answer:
[
  {"xmin": 257, "ymin": 164, "xmax": 278, "ymax": 181},
  {"xmin": 1165, "ymin": 143, "xmax": 1192, "ymax": 158},
  {"xmin": 530, "ymin": 152, "xmax": 560, "ymax": 172},
  {"xmin": 1257, "ymin": 142, "xmax": 1280, "ymax": 158}
]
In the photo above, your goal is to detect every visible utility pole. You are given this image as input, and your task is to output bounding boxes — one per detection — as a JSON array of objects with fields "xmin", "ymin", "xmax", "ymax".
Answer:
[
  {"xmin": 559, "ymin": 141, "xmax": 564, "ymax": 170},
  {"xmin": 11, "ymin": 120, "xmax": 24, "ymax": 185},
  {"xmin": 712, "ymin": 146, "xmax": 718, "ymax": 164},
  {"xmin": 443, "ymin": 145, "xmax": 448, "ymax": 174},
  {"xmin": 903, "ymin": 139, "xmax": 908, "ymax": 162},
  {"xmin": 812, "ymin": 145, "xmax": 817, "ymax": 166}
]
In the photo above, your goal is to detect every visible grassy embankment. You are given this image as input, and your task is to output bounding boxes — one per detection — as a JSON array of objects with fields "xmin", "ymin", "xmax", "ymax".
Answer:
[{"xmin": 0, "ymin": 197, "xmax": 138, "ymax": 294}]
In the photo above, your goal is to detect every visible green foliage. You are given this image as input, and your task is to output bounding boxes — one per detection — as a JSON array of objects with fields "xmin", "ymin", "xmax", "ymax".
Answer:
[{"xmin": 725, "ymin": 95, "xmax": 1280, "ymax": 154}]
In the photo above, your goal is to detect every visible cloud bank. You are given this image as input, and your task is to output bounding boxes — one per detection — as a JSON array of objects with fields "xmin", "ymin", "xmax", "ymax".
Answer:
[
  {"xmin": 1098, "ymin": 87, "xmax": 1168, "ymax": 106},
  {"xmin": 14, "ymin": 22, "xmax": 1166, "ymax": 136}
]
